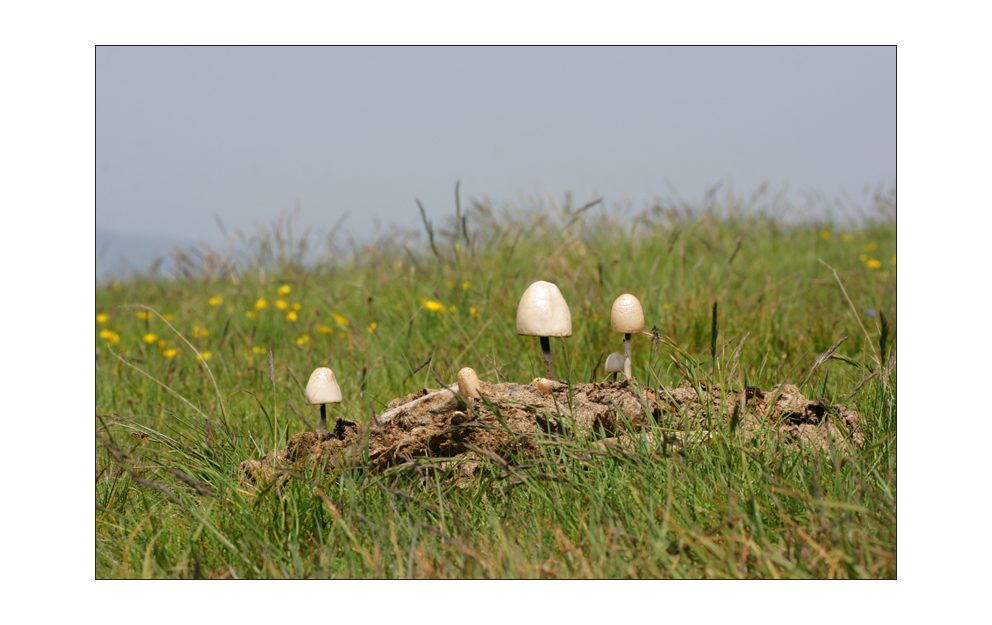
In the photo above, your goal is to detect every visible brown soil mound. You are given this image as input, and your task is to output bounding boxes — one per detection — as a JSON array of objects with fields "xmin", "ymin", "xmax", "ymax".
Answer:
[{"xmin": 239, "ymin": 378, "xmax": 864, "ymax": 484}]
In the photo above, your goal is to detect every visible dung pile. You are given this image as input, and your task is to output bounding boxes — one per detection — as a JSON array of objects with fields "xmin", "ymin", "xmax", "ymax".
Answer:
[{"xmin": 239, "ymin": 378, "xmax": 864, "ymax": 484}]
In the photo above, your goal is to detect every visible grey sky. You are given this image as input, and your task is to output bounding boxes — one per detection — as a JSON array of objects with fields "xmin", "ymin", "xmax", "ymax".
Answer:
[{"xmin": 96, "ymin": 46, "xmax": 895, "ymax": 247}]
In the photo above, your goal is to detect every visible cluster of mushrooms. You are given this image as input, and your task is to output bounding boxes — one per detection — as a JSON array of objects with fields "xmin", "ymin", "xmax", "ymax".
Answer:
[{"xmin": 303, "ymin": 280, "xmax": 646, "ymax": 429}]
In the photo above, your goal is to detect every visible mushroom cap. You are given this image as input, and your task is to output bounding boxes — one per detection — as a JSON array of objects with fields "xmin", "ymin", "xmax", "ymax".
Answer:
[
  {"xmin": 457, "ymin": 367, "xmax": 481, "ymax": 399},
  {"xmin": 531, "ymin": 377, "xmax": 553, "ymax": 395},
  {"xmin": 516, "ymin": 281, "xmax": 572, "ymax": 337},
  {"xmin": 604, "ymin": 352, "xmax": 626, "ymax": 373},
  {"xmin": 611, "ymin": 293, "xmax": 645, "ymax": 334},
  {"xmin": 304, "ymin": 367, "xmax": 342, "ymax": 405}
]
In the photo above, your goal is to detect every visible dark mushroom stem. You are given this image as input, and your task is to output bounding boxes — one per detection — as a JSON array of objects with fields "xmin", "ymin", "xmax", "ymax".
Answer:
[
  {"xmin": 540, "ymin": 336, "xmax": 556, "ymax": 381},
  {"xmin": 624, "ymin": 333, "xmax": 633, "ymax": 378},
  {"xmin": 319, "ymin": 404, "xmax": 327, "ymax": 430}
]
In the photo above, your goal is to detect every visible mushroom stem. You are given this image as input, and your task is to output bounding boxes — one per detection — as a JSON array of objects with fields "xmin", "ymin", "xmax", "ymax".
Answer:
[
  {"xmin": 624, "ymin": 333, "xmax": 633, "ymax": 378},
  {"xmin": 319, "ymin": 404, "xmax": 327, "ymax": 430},
  {"xmin": 540, "ymin": 336, "xmax": 556, "ymax": 381}
]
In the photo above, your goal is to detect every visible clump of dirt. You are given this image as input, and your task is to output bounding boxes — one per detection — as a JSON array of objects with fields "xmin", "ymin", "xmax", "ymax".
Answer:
[{"xmin": 239, "ymin": 378, "xmax": 864, "ymax": 484}]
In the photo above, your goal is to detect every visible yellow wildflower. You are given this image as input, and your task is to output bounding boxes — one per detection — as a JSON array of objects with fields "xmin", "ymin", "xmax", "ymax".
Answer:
[
  {"xmin": 209, "ymin": 296, "xmax": 223, "ymax": 306},
  {"xmin": 462, "ymin": 281, "xmax": 471, "ymax": 290},
  {"xmin": 158, "ymin": 339, "xmax": 166, "ymax": 349},
  {"xmin": 424, "ymin": 300, "xmax": 445, "ymax": 313},
  {"xmin": 252, "ymin": 346, "xmax": 267, "ymax": 354},
  {"xmin": 820, "ymin": 230, "xmax": 831, "ymax": 240},
  {"xmin": 245, "ymin": 310, "xmax": 258, "ymax": 320},
  {"xmin": 663, "ymin": 304, "xmax": 671, "ymax": 310},
  {"xmin": 296, "ymin": 335, "xmax": 310, "ymax": 346},
  {"xmin": 286, "ymin": 311, "xmax": 298, "ymax": 322},
  {"xmin": 449, "ymin": 305, "xmax": 457, "ymax": 313},
  {"xmin": 339, "ymin": 332, "xmax": 346, "ymax": 339},
  {"xmin": 317, "ymin": 324, "xmax": 333, "ymax": 335},
  {"xmin": 96, "ymin": 313, "xmax": 109, "ymax": 324},
  {"xmin": 332, "ymin": 312, "xmax": 350, "ymax": 327},
  {"xmin": 368, "ymin": 322, "xmax": 377, "ymax": 334},
  {"xmin": 137, "ymin": 311, "xmax": 151, "ymax": 320},
  {"xmin": 197, "ymin": 352, "xmax": 212, "ymax": 361},
  {"xmin": 255, "ymin": 298, "xmax": 269, "ymax": 310},
  {"xmin": 866, "ymin": 258, "xmax": 882, "ymax": 269},
  {"xmin": 193, "ymin": 325, "xmax": 209, "ymax": 338},
  {"xmin": 278, "ymin": 285, "xmax": 291, "ymax": 297},
  {"xmin": 99, "ymin": 330, "xmax": 120, "ymax": 344},
  {"xmin": 143, "ymin": 333, "xmax": 158, "ymax": 344},
  {"xmin": 864, "ymin": 242, "xmax": 878, "ymax": 252},
  {"xmin": 470, "ymin": 306, "xmax": 480, "ymax": 317},
  {"xmin": 163, "ymin": 314, "xmax": 174, "ymax": 322},
  {"xmin": 275, "ymin": 300, "xmax": 288, "ymax": 310},
  {"xmin": 292, "ymin": 303, "xmax": 301, "ymax": 311},
  {"xmin": 163, "ymin": 348, "xmax": 178, "ymax": 358},
  {"xmin": 891, "ymin": 255, "xmax": 896, "ymax": 265}
]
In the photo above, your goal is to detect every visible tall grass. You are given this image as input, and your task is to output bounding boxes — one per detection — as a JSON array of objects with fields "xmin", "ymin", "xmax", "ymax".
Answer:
[{"xmin": 95, "ymin": 187, "xmax": 896, "ymax": 578}]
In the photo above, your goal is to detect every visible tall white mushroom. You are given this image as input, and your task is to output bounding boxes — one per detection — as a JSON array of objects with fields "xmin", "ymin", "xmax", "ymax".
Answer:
[
  {"xmin": 304, "ymin": 367, "xmax": 342, "ymax": 430},
  {"xmin": 517, "ymin": 281, "xmax": 572, "ymax": 381},
  {"xmin": 611, "ymin": 294, "xmax": 644, "ymax": 379}
]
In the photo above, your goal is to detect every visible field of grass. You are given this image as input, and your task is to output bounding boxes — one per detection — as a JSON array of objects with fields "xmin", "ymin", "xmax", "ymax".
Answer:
[{"xmin": 95, "ymin": 189, "xmax": 896, "ymax": 579}]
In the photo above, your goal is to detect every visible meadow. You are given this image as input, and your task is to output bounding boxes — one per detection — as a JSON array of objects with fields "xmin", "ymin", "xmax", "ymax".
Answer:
[{"xmin": 95, "ymin": 189, "xmax": 896, "ymax": 579}]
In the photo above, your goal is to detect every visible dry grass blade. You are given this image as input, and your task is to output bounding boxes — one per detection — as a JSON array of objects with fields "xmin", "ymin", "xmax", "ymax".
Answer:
[
  {"xmin": 729, "ymin": 331, "xmax": 750, "ymax": 377},
  {"xmin": 817, "ymin": 259, "xmax": 879, "ymax": 365},
  {"xmin": 801, "ymin": 335, "xmax": 849, "ymax": 387},
  {"xmin": 844, "ymin": 368, "xmax": 879, "ymax": 401},
  {"xmin": 669, "ymin": 353, "xmax": 692, "ymax": 382}
]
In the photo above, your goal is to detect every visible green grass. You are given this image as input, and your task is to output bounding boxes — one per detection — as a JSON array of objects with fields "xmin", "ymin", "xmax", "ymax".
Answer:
[{"xmin": 95, "ymin": 189, "xmax": 896, "ymax": 578}]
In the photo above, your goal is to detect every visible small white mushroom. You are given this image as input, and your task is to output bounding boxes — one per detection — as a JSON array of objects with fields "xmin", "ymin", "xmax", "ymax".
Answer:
[
  {"xmin": 611, "ymin": 294, "xmax": 645, "ymax": 379},
  {"xmin": 604, "ymin": 352, "xmax": 627, "ymax": 381},
  {"xmin": 517, "ymin": 281, "xmax": 572, "ymax": 381},
  {"xmin": 304, "ymin": 367, "xmax": 342, "ymax": 430},
  {"xmin": 531, "ymin": 377, "xmax": 553, "ymax": 395},
  {"xmin": 457, "ymin": 367, "xmax": 481, "ymax": 399}
]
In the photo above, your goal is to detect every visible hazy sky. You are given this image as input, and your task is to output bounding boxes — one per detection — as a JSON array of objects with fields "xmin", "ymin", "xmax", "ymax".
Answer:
[{"xmin": 96, "ymin": 46, "xmax": 895, "ymax": 245}]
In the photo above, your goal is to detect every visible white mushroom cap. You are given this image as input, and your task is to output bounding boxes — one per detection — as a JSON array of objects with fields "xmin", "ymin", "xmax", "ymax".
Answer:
[
  {"xmin": 605, "ymin": 352, "xmax": 626, "ymax": 373},
  {"xmin": 304, "ymin": 367, "xmax": 342, "ymax": 405},
  {"xmin": 516, "ymin": 281, "xmax": 572, "ymax": 337},
  {"xmin": 457, "ymin": 367, "xmax": 481, "ymax": 399},
  {"xmin": 611, "ymin": 294, "xmax": 645, "ymax": 334},
  {"xmin": 531, "ymin": 377, "xmax": 553, "ymax": 395}
]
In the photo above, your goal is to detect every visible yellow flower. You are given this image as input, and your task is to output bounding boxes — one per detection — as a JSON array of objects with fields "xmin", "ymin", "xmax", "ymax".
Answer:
[
  {"xmin": 137, "ymin": 311, "xmax": 151, "ymax": 320},
  {"xmin": 245, "ymin": 310, "xmax": 258, "ymax": 320},
  {"xmin": 278, "ymin": 285, "xmax": 291, "ymax": 297},
  {"xmin": 891, "ymin": 255, "xmax": 896, "ymax": 265},
  {"xmin": 252, "ymin": 346, "xmax": 267, "ymax": 354},
  {"xmin": 158, "ymin": 339, "xmax": 166, "ymax": 349},
  {"xmin": 255, "ymin": 298, "xmax": 269, "ymax": 310},
  {"xmin": 424, "ymin": 300, "xmax": 445, "ymax": 313},
  {"xmin": 470, "ymin": 306, "xmax": 480, "ymax": 317},
  {"xmin": 142, "ymin": 333, "xmax": 158, "ymax": 344},
  {"xmin": 193, "ymin": 325, "xmax": 209, "ymax": 338},
  {"xmin": 339, "ymin": 332, "xmax": 346, "ymax": 339},
  {"xmin": 820, "ymin": 230, "xmax": 831, "ymax": 240},
  {"xmin": 841, "ymin": 233, "xmax": 853, "ymax": 242},
  {"xmin": 317, "ymin": 324, "xmax": 333, "ymax": 334},
  {"xmin": 286, "ymin": 311, "xmax": 298, "ymax": 322},
  {"xmin": 209, "ymin": 296, "xmax": 223, "ymax": 306},
  {"xmin": 663, "ymin": 304, "xmax": 671, "ymax": 310},
  {"xmin": 96, "ymin": 313, "xmax": 109, "ymax": 324},
  {"xmin": 99, "ymin": 330, "xmax": 120, "ymax": 344},
  {"xmin": 368, "ymin": 322, "xmax": 377, "ymax": 334},
  {"xmin": 449, "ymin": 305, "xmax": 457, "ymax": 313},
  {"xmin": 296, "ymin": 335, "xmax": 310, "ymax": 346},
  {"xmin": 163, "ymin": 348, "xmax": 178, "ymax": 358},
  {"xmin": 866, "ymin": 258, "xmax": 882, "ymax": 269},
  {"xmin": 332, "ymin": 312, "xmax": 350, "ymax": 327},
  {"xmin": 864, "ymin": 241, "xmax": 878, "ymax": 252},
  {"xmin": 163, "ymin": 314, "xmax": 174, "ymax": 322},
  {"xmin": 292, "ymin": 303, "xmax": 301, "ymax": 311},
  {"xmin": 462, "ymin": 281, "xmax": 471, "ymax": 290},
  {"xmin": 859, "ymin": 254, "xmax": 868, "ymax": 262},
  {"xmin": 275, "ymin": 300, "xmax": 288, "ymax": 310},
  {"xmin": 197, "ymin": 352, "xmax": 212, "ymax": 361}
]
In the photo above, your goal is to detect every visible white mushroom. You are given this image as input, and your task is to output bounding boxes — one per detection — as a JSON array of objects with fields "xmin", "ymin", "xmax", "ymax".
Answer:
[
  {"xmin": 611, "ymin": 294, "xmax": 644, "ymax": 379},
  {"xmin": 457, "ymin": 367, "xmax": 481, "ymax": 399},
  {"xmin": 304, "ymin": 367, "xmax": 342, "ymax": 430},
  {"xmin": 604, "ymin": 352, "xmax": 626, "ymax": 381},
  {"xmin": 531, "ymin": 377, "xmax": 553, "ymax": 395},
  {"xmin": 517, "ymin": 281, "xmax": 572, "ymax": 381}
]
